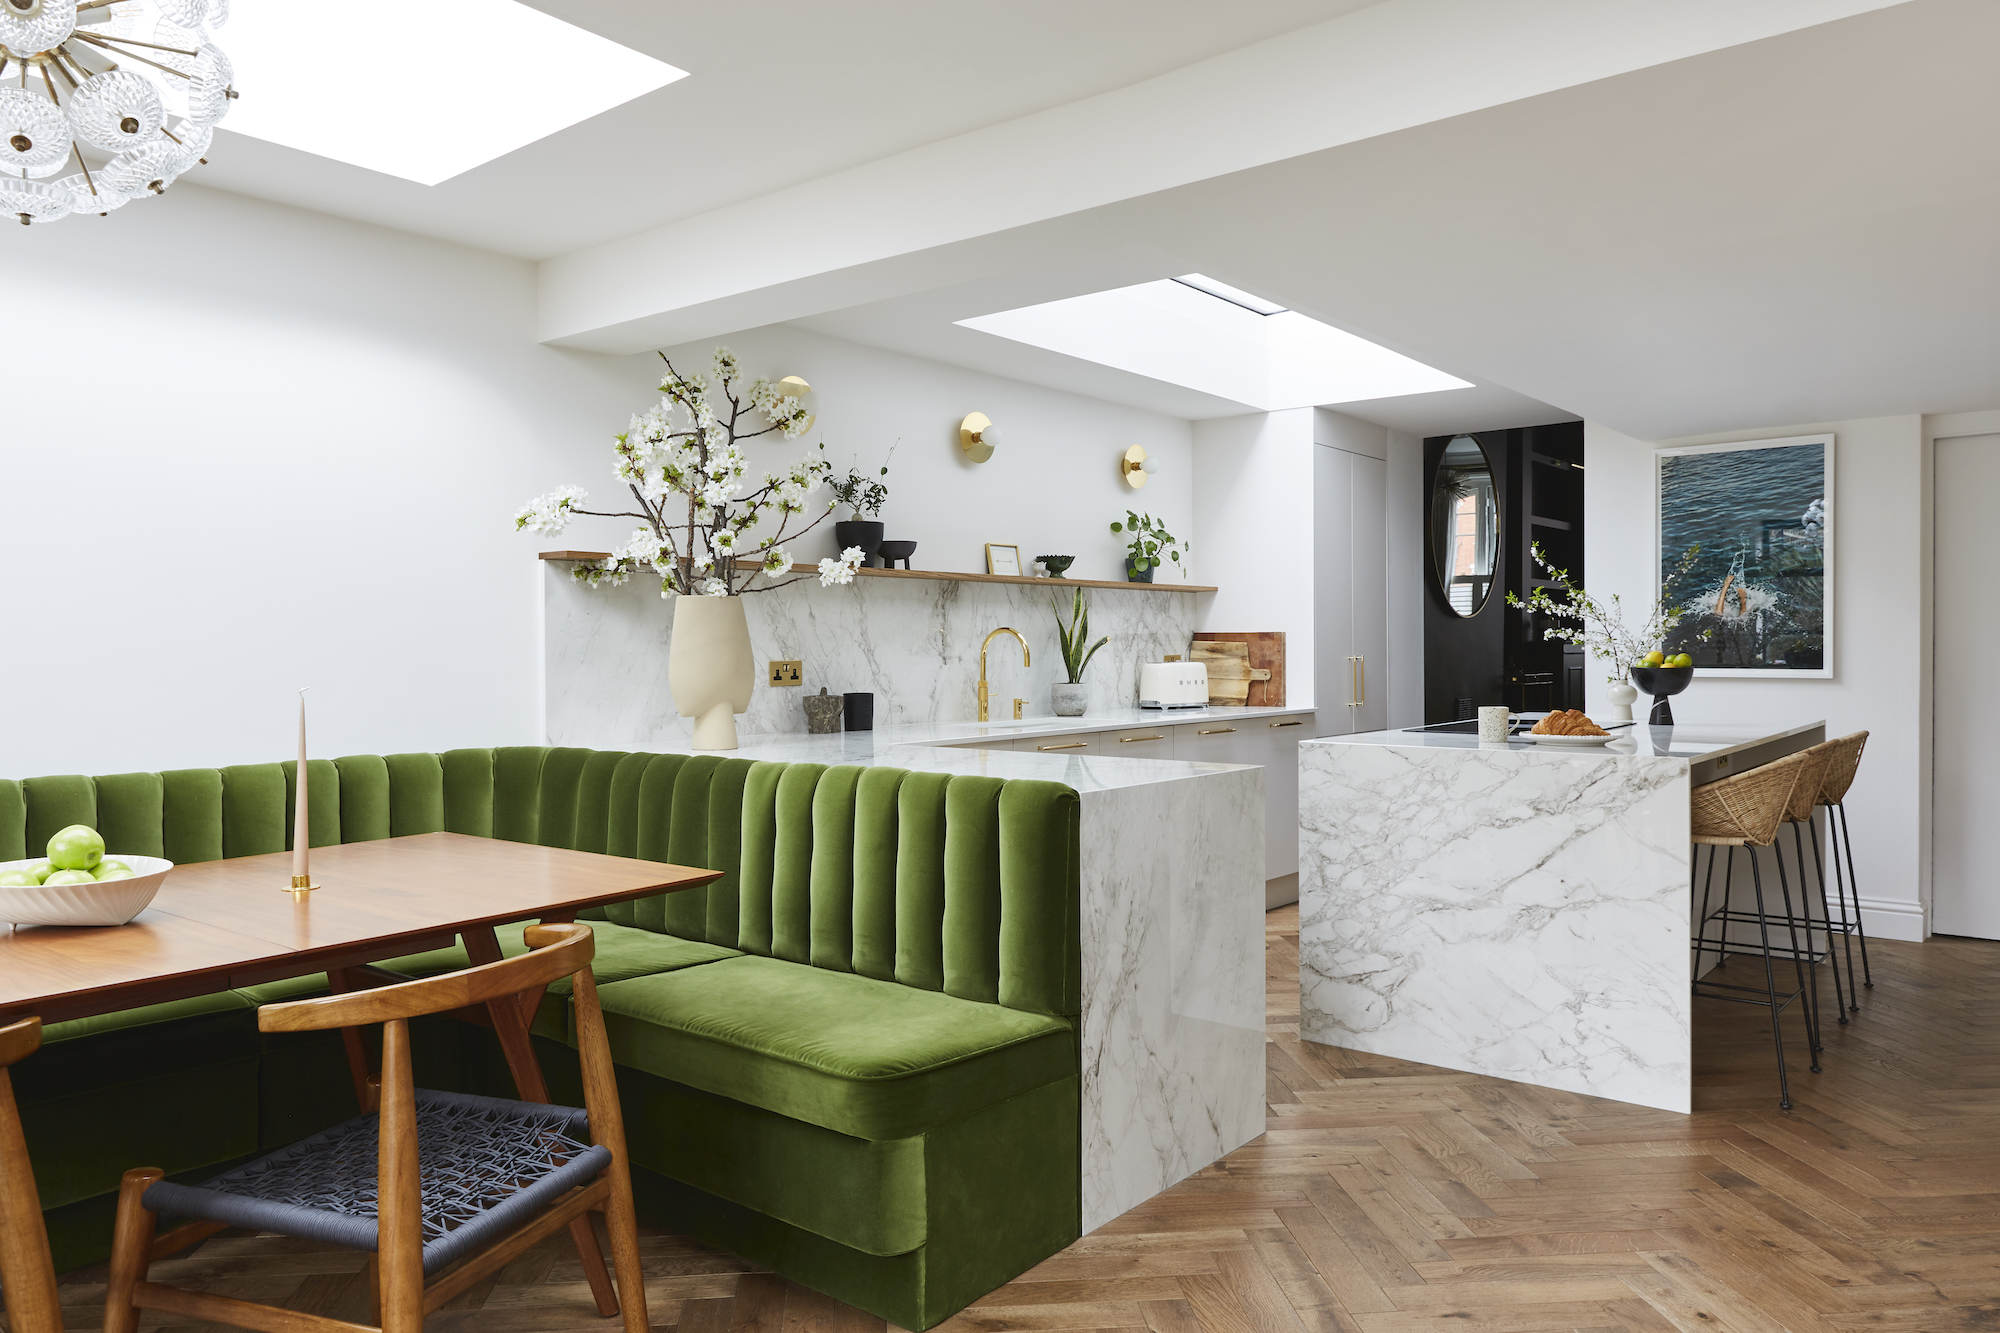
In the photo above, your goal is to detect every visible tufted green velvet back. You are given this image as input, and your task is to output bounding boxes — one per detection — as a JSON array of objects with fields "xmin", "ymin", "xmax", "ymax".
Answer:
[{"xmin": 0, "ymin": 749, "xmax": 1081, "ymax": 1018}]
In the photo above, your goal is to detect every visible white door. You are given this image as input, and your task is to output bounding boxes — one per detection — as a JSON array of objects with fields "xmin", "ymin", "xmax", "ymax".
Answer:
[
  {"xmin": 1314, "ymin": 447, "xmax": 1356, "ymax": 737},
  {"xmin": 1350, "ymin": 454, "xmax": 1389, "ymax": 734},
  {"xmin": 1934, "ymin": 433, "xmax": 2000, "ymax": 938}
]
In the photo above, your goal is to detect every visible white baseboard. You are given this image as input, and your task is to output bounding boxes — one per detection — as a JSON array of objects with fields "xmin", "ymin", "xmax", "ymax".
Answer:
[
  {"xmin": 1266, "ymin": 872, "xmax": 1299, "ymax": 911},
  {"xmin": 1856, "ymin": 895, "xmax": 1925, "ymax": 942}
]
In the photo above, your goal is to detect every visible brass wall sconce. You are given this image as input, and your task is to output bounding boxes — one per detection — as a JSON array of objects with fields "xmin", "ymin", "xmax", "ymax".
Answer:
[
  {"xmin": 1121, "ymin": 444, "xmax": 1158, "ymax": 488},
  {"xmin": 776, "ymin": 375, "xmax": 815, "ymax": 433},
  {"xmin": 960, "ymin": 412, "xmax": 1001, "ymax": 463}
]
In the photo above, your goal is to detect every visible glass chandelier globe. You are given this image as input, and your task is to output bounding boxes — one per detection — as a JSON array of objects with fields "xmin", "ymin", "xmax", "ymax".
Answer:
[{"xmin": 0, "ymin": 0, "xmax": 234, "ymax": 225}]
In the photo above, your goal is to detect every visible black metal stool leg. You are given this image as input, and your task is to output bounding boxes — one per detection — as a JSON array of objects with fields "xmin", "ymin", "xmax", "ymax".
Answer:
[
  {"xmin": 1811, "ymin": 806, "xmax": 1859, "ymax": 1016},
  {"xmin": 1794, "ymin": 816, "xmax": 1847, "ymax": 1023},
  {"xmin": 1772, "ymin": 838, "xmax": 1824, "ymax": 1068},
  {"xmin": 1747, "ymin": 850, "xmax": 1794, "ymax": 1110},
  {"xmin": 1694, "ymin": 843, "xmax": 1720, "ymax": 978},
  {"xmin": 1836, "ymin": 802, "xmax": 1874, "ymax": 988}
]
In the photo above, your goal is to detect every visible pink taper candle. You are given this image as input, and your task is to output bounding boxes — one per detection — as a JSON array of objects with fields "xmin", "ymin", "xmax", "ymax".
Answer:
[{"xmin": 293, "ymin": 688, "xmax": 309, "ymax": 883}]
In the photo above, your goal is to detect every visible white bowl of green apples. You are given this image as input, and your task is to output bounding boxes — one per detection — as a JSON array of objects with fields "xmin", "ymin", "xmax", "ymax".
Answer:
[{"xmin": 0, "ymin": 825, "xmax": 172, "ymax": 928}]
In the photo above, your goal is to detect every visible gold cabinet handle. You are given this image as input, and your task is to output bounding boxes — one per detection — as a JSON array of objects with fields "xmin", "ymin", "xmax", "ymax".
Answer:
[
  {"xmin": 1037, "ymin": 741, "xmax": 1089, "ymax": 751},
  {"xmin": 1120, "ymin": 734, "xmax": 1167, "ymax": 743},
  {"xmin": 1197, "ymin": 727, "xmax": 1237, "ymax": 735},
  {"xmin": 1269, "ymin": 720, "xmax": 1303, "ymax": 728},
  {"xmin": 1356, "ymin": 655, "xmax": 1365, "ymax": 707},
  {"xmin": 1348, "ymin": 656, "xmax": 1358, "ymax": 707}
]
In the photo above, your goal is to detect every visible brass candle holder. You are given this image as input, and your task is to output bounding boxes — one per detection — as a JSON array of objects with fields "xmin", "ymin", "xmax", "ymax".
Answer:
[{"xmin": 286, "ymin": 874, "xmax": 319, "ymax": 894}]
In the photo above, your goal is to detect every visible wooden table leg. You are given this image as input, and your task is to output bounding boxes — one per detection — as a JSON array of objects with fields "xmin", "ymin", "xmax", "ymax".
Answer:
[
  {"xmin": 328, "ymin": 969, "xmax": 381, "ymax": 1113},
  {"xmin": 461, "ymin": 926, "xmax": 619, "ymax": 1317}
]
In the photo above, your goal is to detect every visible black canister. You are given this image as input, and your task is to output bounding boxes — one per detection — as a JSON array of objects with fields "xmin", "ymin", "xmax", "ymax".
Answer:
[{"xmin": 843, "ymin": 692, "xmax": 875, "ymax": 731}]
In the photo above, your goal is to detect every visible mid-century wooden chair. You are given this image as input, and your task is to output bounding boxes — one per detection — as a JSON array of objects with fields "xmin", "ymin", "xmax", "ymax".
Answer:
[
  {"xmin": 101, "ymin": 923, "xmax": 647, "ymax": 1333},
  {"xmin": 1, "ymin": 1016, "xmax": 63, "ymax": 1333}
]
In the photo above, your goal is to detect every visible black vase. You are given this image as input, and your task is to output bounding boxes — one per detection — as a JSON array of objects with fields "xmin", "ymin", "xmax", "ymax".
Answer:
[
  {"xmin": 833, "ymin": 520, "xmax": 885, "ymax": 567},
  {"xmin": 843, "ymin": 692, "xmax": 874, "ymax": 732}
]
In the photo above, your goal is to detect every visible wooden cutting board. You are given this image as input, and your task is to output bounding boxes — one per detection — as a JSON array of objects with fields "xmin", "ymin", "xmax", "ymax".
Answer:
[
  {"xmin": 1191, "ymin": 632, "xmax": 1287, "ymax": 706},
  {"xmin": 1189, "ymin": 641, "xmax": 1272, "ymax": 706}
]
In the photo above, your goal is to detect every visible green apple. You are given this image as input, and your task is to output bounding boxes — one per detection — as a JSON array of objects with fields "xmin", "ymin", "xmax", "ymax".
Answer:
[
  {"xmin": 0, "ymin": 869, "xmax": 36, "ymax": 887},
  {"xmin": 46, "ymin": 824, "xmax": 105, "ymax": 872},
  {"xmin": 94, "ymin": 860, "xmax": 134, "ymax": 881},
  {"xmin": 25, "ymin": 859, "xmax": 53, "ymax": 884},
  {"xmin": 43, "ymin": 869, "xmax": 96, "ymax": 886}
]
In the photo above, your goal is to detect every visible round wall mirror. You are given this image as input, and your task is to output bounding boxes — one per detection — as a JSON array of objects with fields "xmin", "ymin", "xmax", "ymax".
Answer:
[{"xmin": 1430, "ymin": 434, "xmax": 1499, "ymax": 616}]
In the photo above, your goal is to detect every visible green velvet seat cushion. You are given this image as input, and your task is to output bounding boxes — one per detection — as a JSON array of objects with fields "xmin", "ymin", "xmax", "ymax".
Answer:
[
  {"xmin": 233, "ymin": 921, "xmax": 742, "ymax": 1042},
  {"xmin": 595, "ymin": 955, "xmax": 1074, "ymax": 1143}
]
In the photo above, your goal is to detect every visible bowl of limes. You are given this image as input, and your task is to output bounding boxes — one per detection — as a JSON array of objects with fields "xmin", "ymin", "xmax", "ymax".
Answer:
[
  {"xmin": 1629, "ymin": 652, "xmax": 1695, "ymax": 725},
  {"xmin": 0, "ymin": 825, "xmax": 172, "ymax": 928}
]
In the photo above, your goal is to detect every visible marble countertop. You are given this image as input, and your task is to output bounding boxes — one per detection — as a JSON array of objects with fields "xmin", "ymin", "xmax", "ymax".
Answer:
[
  {"xmin": 560, "ymin": 706, "xmax": 1313, "ymax": 794},
  {"xmin": 1310, "ymin": 720, "xmax": 1823, "ymax": 766}
]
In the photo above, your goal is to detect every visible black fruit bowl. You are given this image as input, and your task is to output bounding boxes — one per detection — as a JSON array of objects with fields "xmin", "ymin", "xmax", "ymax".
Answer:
[
  {"xmin": 1036, "ymin": 554, "xmax": 1075, "ymax": 577},
  {"xmin": 876, "ymin": 540, "xmax": 917, "ymax": 568},
  {"xmin": 1628, "ymin": 665, "xmax": 1694, "ymax": 724}
]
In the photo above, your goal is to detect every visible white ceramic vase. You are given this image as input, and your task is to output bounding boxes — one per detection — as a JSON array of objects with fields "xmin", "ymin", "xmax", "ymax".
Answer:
[
  {"xmin": 669, "ymin": 594, "xmax": 756, "ymax": 750},
  {"xmin": 1051, "ymin": 681, "xmax": 1088, "ymax": 717},
  {"xmin": 1605, "ymin": 680, "xmax": 1639, "ymax": 724}
]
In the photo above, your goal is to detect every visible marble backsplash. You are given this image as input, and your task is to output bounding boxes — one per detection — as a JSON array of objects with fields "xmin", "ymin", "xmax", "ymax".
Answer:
[{"xmin": 544, "ymin": 563, "xmax": 1202, "ymax": 747}]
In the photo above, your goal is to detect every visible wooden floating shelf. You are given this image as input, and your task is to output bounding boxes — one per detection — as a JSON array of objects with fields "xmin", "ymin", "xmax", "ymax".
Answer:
[{"xmin": 538, "ymin": 552, "xmax": 1216, "ymax": 594}]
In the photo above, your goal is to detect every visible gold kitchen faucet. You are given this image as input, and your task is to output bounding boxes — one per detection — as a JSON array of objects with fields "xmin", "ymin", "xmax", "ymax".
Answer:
[{"xmin": 978, "ymin": 627, "xmax": 1030, "ymax": 722}]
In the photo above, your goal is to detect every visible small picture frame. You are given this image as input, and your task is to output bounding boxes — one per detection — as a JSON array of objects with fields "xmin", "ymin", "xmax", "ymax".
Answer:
[{"xmin": 985, "ymin": 544, "xmax": 1022, "ymax": 577}]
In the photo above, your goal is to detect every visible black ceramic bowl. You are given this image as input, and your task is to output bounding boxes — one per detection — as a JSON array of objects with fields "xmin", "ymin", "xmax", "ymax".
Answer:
[
  {"xmin": 1628, "ymin": 665, "xmax": 1694, "ymax": 724},
  {"xmin": 876, "ymin": 540, "xmax": 917, "ymax": 568},
  {"xmin": 1036, "ymin": 554, "xmax": 1075, "ymax": 577}
]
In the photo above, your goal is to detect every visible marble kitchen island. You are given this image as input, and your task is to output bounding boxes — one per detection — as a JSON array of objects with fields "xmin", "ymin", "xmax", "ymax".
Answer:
[{"xmin": 1297, "ymin": 720, "xmax": 1823, "ymax": 1114}]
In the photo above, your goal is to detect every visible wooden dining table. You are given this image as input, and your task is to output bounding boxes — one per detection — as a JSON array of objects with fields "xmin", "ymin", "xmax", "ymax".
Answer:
[{"xmin": 0, "ymin": 832, "xmax": 722, "ymax": 1333}]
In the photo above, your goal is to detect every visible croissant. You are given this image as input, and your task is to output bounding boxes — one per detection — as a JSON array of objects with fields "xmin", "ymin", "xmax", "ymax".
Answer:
[{"xmin": 1531, "ymin": 709, "xmax": 1609, "ymax": 737}]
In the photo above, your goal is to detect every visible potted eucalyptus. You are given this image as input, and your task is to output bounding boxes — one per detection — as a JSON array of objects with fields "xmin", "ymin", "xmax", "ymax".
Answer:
[
  {"xmin": 514, "ymin": 347, "xmax": 864, "ymax": 751},
  {"xmin": 1050, "ymin": 588, "xmax": 1108, "ymax": 717},
  {"xmin": 827, "ymin": 444, "xmax": 895, "ymax": 567},
  {"xmin": 1110, "ymin": 511, "xmax": 1187, "ymax": 582}
]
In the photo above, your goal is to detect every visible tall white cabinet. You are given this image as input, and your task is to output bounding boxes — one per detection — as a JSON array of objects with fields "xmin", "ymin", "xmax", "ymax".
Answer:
[{"xmin": 1314, "ymin": 437, "xmax": 1389, "ymax": 737}]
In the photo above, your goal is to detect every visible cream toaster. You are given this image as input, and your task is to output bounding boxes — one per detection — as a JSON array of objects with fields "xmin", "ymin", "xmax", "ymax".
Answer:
[{"xmin": 1138, "ymin": 661, "xmax": 1210, "ymax": 709}]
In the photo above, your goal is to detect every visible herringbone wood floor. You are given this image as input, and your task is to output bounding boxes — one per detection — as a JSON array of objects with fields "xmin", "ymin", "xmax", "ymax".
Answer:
[{"xmin": 38, "ymin": 907, "xmax": 2000, "ymax": 1333}]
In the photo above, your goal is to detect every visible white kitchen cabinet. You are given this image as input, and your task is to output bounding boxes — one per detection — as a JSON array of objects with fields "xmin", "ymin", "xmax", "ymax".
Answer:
[{"xmin": 1313, "ymin": 444, "xmax": 1389, "ymax": 736}]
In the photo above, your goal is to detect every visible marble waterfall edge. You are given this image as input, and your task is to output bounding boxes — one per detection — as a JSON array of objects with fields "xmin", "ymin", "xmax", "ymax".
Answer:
[
  {"xmin": 1297, "ymin": 741, "xmax": 1694, "ymax": 1113},
  {"xmin": 1079, "ymin": 765, "xmax": 1265, "ymax": 1232},
  {"xmin": 544, "ymin": 564, "xmax": 1196, "ymax": 745}
]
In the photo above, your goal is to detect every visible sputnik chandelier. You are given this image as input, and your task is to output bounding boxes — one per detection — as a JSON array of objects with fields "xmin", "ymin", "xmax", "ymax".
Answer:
[{"xmin": 0, "ymin": 0, "xmax": 233, "ymax": 225}]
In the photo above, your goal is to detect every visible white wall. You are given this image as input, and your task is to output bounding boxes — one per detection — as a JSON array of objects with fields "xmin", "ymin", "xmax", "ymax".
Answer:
[
  {"xmin": 0, "ymin": 186, "xmax": 655, "ymax": 779},
  {"xmin": 1192, "ymin": 410, "xmax": 1315, "ymax": 706},
  {"xmin": 604, "ymin": 326, "xmax": 1197, "ymax": 588},
  {"xmin": 1584, "ymin": 415, "xmax": 1929, "ymax": 940}
]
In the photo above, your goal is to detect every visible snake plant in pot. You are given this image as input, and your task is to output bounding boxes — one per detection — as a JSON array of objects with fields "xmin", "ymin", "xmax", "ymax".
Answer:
[{"xmin": 1051, "ymin": 588, "xmax": 1108, "ymax": 717}]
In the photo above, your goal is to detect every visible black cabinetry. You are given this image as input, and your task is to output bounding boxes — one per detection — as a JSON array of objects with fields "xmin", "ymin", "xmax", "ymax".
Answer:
[{"xmin": 1422, "ymin": 420, "xmax": 1585, "ymax": 723}]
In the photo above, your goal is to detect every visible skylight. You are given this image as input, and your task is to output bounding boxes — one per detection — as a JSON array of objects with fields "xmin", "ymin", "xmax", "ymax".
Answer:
[
  {"xmin": 957, "ymin": 276, "xmax": 1472, "ymax": 411},
  {"xmin": 220, "ymin": 0, "xmax": 689, "ymax": 186},
  {"xmin": 1172, "ymin": 274, "xmax": 1289, "ymax": 315}
]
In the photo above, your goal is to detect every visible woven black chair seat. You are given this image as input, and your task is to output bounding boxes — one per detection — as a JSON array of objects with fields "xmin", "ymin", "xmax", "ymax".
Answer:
[{"xmin": 143, "ymin": 1088, "xmax": 611, "ymax": 1276}]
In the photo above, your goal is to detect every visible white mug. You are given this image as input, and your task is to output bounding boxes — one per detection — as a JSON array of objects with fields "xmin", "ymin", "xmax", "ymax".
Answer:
[{"xmin": 1477, "ymin": 706, "xmax": 1518, "ymax": 744}]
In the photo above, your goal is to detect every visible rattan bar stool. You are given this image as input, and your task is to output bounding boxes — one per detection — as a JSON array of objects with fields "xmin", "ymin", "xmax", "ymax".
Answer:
[
  {"xmin": 1818, "ymin": 732, "xmax": 1873, "ymax": 1003},
  {"xmin": 1689, "ymin": 748, "xmax": 1824, "ymax": 1109}
]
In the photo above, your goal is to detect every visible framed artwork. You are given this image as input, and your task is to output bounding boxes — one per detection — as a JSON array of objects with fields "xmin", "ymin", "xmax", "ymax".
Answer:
[
  {"xmin": 1656, "ymin": 433, "xmax": 1832, "ymax": 677},
  {"xmin": 985, "ymin": 544, "xmax": 1022, "ymax": 577}
]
